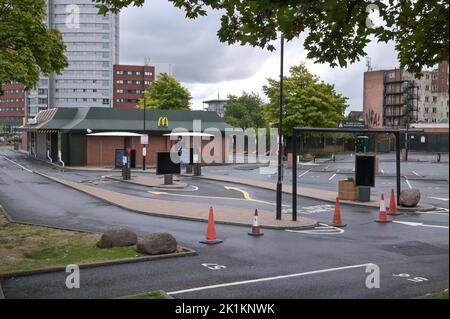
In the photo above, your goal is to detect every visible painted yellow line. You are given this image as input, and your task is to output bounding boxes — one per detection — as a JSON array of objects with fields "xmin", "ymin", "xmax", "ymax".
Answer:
[
  {"xmin": 224, "ymin": 186, "xmax": 251, "ymax": 200},
  {"xmin": 149, "ymin": 186, "xmax": 290, "ymax": 207}
]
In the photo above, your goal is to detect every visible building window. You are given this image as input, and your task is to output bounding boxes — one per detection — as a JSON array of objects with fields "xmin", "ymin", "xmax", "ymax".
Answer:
[
  {"xmin": 433, "ymin": 96, "xmax": 438, "ymax": 102},
  {"xmin": 425, "ymin": 96, "xmax": 429, "ymax": 102},
  {"xmin": 432, "ymin": 107, "xmax": 437, "ymax": 113},
  {"xmin": 103, "ymin": 99, "xmax": 109, "ymax": 105},
  {"xmin": 425, "ymin": 85, "xmax": 429, "ymax": 91}
]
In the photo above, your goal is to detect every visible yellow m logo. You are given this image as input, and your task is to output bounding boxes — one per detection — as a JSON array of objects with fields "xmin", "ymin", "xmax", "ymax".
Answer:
[{"xmin": 157, "ymin": 116, "xmax": 169, "ymax": 127}]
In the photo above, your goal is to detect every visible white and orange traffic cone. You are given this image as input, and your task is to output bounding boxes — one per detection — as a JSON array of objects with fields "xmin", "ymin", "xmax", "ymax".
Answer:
[
  {"xmin": 331, "ymin": 197, "xmax": 346, "ymax": 227},
  {"xmin": 248, "ymin": 209, "xmax": 264, "ymax": 236},
  {"xmin": 199, "ymin": 206, "xmax": 223, "ymax": 245},
  {"xmin": 375, "ymin": 193, "xmax": 392, "ymax": 223},
  {"xmin": 387, "ymin": 189, "xmax": 401, "ymax": 216}
]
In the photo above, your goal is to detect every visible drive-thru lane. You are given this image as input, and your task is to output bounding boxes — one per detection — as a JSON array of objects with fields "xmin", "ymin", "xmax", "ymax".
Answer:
[{"xmin": 0, "ymin": 148, "xmax": 448, "ymax": 299}]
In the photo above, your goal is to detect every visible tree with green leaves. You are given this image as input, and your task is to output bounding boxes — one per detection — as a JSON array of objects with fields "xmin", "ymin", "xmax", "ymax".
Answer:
[
  {"xmin": 263, "ymin": 64, "xmax": 348, "ymax": 136},
  {"xmin": 223, "ymin": 92, "xmax": 266, "ymax": 130},
  {"xmin": 137, "ymin": 73, "xmax": 192, "ymax": 110},
  {"xmin": 94, "ymin": 0, "xmax": 448, "ymax": 76},
  {"xmin": 0, "ymin": 0, "xmax": 68, "ymax": 94}
]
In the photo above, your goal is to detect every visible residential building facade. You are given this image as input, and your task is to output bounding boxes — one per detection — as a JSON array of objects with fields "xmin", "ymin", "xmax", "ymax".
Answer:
[
  {"xmin": 0, "ymin": 83, "xmax": 26, "ymax": 133},
  {"xmin": 113, "ymin": 65, "xmax": 155, "ymax": 109},
  {"xmin": 363, "ymin": 62, "xmax": 449, "ymax": 128},
  {"xmin": 203, "ymin": 99, "xmax": 228, "ymax": 117},
  {"xmin": 24, "ymin": 0, "xmax": 119, "ymax": 119}
]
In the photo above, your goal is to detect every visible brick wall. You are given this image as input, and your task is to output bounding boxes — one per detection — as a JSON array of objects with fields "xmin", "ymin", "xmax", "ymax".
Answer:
[{"xmin": 86, "ymin": 135, "xmax": 168, "ymax": 167}]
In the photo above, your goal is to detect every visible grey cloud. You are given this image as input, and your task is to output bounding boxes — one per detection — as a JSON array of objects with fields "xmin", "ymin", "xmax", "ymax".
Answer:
[{"xmin": 119, "ymin": 0, "xmax": 271, "ymax": 84}]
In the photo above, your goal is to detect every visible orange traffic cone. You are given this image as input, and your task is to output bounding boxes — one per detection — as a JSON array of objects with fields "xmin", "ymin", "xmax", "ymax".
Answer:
[
  {"xmin": 199, "ymin": 206, "xmax": 223, "ymax": 245},
  {"xmin": 248, "ymin": 209, "xmax": 264, "ymax": 236},
  {"xmin": 331, "ymin": 197, "xmax": 346, "ymax": 227},
  {"xmin": 375, "ymin": 193, "xmax": 392, "ymax": 223},
  {"xmin": 387, "ymin": 189, "xmax": 401, "ymax": 216}
]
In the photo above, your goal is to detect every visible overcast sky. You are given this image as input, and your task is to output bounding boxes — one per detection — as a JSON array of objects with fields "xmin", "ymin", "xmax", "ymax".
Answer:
[{"xmin": 119, "ymin": 0, "xmax": 400, "ymax": 113}]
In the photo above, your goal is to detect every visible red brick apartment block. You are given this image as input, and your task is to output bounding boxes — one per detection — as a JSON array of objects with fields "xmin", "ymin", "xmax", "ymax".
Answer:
[{"xmin": 113, "ymin": 65, "xmax": 155, "ymax": 109}]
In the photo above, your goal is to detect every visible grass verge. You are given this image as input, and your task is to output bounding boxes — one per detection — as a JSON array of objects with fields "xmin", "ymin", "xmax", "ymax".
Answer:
[
  {"xmin": 420, "ymin": 290, "xmax": 449, "ymax": 299},
  {"xmin": 119, "ymin": 290, "xmax": 172, "ymax": 299},
  {"xmin": 0, "ymin": 209, "xmax": 143, "ymax": 274}
]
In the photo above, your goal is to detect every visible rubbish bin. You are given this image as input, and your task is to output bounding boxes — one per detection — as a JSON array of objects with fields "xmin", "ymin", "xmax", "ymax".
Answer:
[
  {"xmin": 193, "ymin": 163, "xmax": 201, "ymax": 176},
  {"xmin": 14, "ymin": 142, "xmax": 19, "ymax": 150}
]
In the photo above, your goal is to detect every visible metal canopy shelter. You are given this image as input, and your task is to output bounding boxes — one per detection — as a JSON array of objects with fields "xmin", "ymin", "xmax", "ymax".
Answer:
[{"xmin": 290, "ymin": 127, "xmax": 423, "ymax": 222}]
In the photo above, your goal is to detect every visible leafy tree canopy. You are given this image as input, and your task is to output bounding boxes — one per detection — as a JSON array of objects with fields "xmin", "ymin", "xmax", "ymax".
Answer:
[
  {"xmin": 137, "ymin": 73, "xmax": 192, "ymax": 110},
  {"xmin": 0, "ymin": 0, "xmax": 68, "ymax": 94},
  {"xmin": 93, "ymin": 0, "xmax": 448, "ymax": 75},
  {"xmin": 223, "ymin": 92, "xmax": 267, "ymax": 130},
  {"xmin": 263, "ymin": 63, "xmax": 348, "ymax": 136}
]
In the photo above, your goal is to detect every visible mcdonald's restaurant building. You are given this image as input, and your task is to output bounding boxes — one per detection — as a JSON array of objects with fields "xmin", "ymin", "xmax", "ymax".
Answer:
[{"xmin": 21, "ymin": 107, "xmax": 232, "ymax": 167}]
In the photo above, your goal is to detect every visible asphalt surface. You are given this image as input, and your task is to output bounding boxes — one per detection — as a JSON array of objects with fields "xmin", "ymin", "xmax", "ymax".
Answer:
[
  {"xmin": 203, "ymin": 154, "xmax": 449, "ymax": 210},
  {"xmin": 0, "ymin": 148, "xmax": 448, "ymax": 299}
]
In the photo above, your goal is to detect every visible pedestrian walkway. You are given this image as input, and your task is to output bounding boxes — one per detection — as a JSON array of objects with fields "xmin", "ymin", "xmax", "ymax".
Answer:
[
  {"xmin": 194, "ymin": 173, "xmax": 434, "ymax": 212},
  {"xmin": 38, "ymin": 173, "xmax": 318, "ymax": 230}
]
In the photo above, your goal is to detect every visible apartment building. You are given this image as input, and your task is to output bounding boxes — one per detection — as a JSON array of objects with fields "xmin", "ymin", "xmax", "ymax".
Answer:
[
  {"xmin": 113, "ymin": 65, "xmax": 155, "ymax": 109},
  {"xmin": 363, "ymin": 62, "xmax": 449, "ymax": 128},
  {"xmin": 0, "ymin": 83, "xmax": 26, "ymax": 133},
  {"xmin": 24, "ymin": 0, "xmax": 119, "ymax": 119}
]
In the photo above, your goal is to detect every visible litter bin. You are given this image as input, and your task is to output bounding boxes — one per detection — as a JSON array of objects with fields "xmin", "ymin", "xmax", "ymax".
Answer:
[
  {"xmin": 193, "ymin": 163, "xmax": 201, "ymax": 176},
  {"xmin": 14, "ymin": 142, "xmax": 19, "ymax": 150}
]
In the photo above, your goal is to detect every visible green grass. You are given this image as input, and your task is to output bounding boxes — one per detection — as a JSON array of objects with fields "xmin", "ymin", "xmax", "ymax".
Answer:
[
  {"xmin": 120, "ymin": 291, "xmax": 170, "ymax": 299},
  {"xmin": 420, "ymin": 290, "xmax": 449, "ymax": 299},
  {"xmin": 0, "ymin": 210, "xmax": 143, "ymax": 274}
]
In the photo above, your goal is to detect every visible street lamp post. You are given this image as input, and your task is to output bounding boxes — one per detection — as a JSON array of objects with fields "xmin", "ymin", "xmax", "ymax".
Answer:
[
  {"xmin": 276, "ymin": 34, "xmax": 285, "ymax": 220},
  {"xmin": 143, "ymin": 96, "xmax": 146, "ymax": 171}
]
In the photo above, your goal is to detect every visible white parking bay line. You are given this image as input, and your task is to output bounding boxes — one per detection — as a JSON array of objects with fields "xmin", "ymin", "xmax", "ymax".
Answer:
[
  {"xmin": 329, "ymin": 170, "xmax": 339, "ymax": 181},
  {"xmin": 412, "ymin": 171, "xmax": 421, "ymax": 177},
  {"xmin": 428, "ymin": 196, "xmax": 449, "ymax": 202},
  {"xmin": 404, "ymin": 177, "xmax": 412, "ymax": 189},
  {"xmin": 299, "ymin": 169, "xmax": 312, "ymax": 178},
  {"xmin": 168, "ymin": 263, "xmax": 374, "ymax": 295}
]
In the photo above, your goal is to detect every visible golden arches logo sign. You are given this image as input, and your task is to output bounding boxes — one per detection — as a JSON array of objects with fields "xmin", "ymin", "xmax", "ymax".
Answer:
[{"xmin": 157, "ymin": 116, "xmax": 169, "ymax": 127}]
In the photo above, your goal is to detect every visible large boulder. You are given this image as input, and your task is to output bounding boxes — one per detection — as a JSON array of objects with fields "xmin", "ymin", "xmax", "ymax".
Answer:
[
  {"xmin": 137, "ymin": 233, "xmax": 177, "ymax": 255},
  {"xmin": 300, "ymin": 153, "xmax": 314, "ymax": 162},
  {"xmin": 97, "ymin": 227, "xmax": 138, "ymax": 249},
  {"xmin": 399, "ymin": 188, "xmax": 421, "ymax": 207}
]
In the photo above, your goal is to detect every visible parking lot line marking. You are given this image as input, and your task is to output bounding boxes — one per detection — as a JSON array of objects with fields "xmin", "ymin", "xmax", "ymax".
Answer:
[
  {"xmin": 1, "ymin": 156, "xmax": 33, "ymax": 173},
  {"xmin": 404, "ymin": 177, "xmax": 413, "ymax": 189},
  {"xmin": 167, "ymin": 263, "xmax": 374, "ymax": 295},
  {"xmin": 412, "ymin": 171, "xmax": 421, "ymax": 177},
  {"xmin": 299, "ymin": 169, "xmax": 312, "ymax": 178},
  {"xmin": 428, "ymin": 196, "xmax": 449, "ymax": 202},
  {"xmin": 329, "ymin": 170, "xmax": 339, "ymax": 181}
]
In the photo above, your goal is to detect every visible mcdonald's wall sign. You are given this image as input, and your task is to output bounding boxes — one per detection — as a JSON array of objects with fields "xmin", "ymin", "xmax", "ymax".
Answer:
[{"xmin": 157, "ymin": 116, "xmax": 169, "ymax": 127}]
